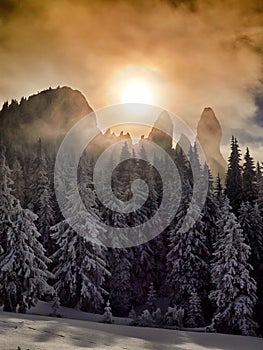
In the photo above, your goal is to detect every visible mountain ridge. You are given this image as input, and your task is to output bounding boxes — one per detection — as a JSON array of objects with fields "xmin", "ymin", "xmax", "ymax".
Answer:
[{"xmin": 0, "ymin": 86, "xmax": 227, "ymax": 177}]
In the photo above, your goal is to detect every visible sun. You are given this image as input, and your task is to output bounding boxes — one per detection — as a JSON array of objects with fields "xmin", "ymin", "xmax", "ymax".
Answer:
[{"xmin": 121, "ymin": 80, "xmax": 153, "ymax": 104}]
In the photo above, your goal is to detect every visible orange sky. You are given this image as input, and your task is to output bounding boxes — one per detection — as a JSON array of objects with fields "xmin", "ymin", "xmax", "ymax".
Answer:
[{"xmin": 0, "ymin": 0, "xmax": 263, "ymax": 159}]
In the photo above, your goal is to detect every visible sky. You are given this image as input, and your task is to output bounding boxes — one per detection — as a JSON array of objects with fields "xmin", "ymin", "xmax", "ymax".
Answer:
[{"xmin": 0, "ymin": 0, "xmax": 263, "ymax": 160}]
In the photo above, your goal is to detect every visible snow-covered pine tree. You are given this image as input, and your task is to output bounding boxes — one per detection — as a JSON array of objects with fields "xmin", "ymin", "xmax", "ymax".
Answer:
[
  {"xmin": 102, "ymin": 300, "xmax": 113, "ymax": 323},
  {"xmin": 242, "ymin": 148, "xmax": 257, "ymax": 204},
  {"xmin": 11, "ymin": 158, "xmax": 25, "ymax": 206},
  {"xmin": 28, "ymin": 139, "xmax": 55, "ymax": 253},
  {"xmin": 146, "ymin": 282, "xmax": 157, "ymax": 312},
  {"xmin": 0, "ymin": 144, "xmax": 53, "ymax": 312},
  {"xmin": 21, "ymin": 143, "xmax": 35, "ymax": 207},
  {"xmin": 166, "ymin": 202, "xmax": 209, "ymax": 325},
  {"xmin": 98, "ymin": 157, "xmax": 134, "ymax": 315},
  {"xmin": 130, "ymin": 239, "xmax": 156, "ymax": 305},
  {"xmin": 107, "ymin": 247, "xmax": 133, "ymax": 315},
  {"xmin": 128, "ymin": 146, "xmax": 162, "ymax": 304},
  {"xmin": 238, "ymin": 201, "xmax": 263, "ymax": 334},
  {"xmin": 152, "ymin": 307, "xmax": 163, "ymax": 325},
  {"xmin": 256, "ymin": 162, "xmax": 263, "ymax": 213},
  {"xmin": 37, "ymin": 186, "xmax": 55, "ymax": 253},
  {"xmin": 239, "ymin": 202, "xmax": 263, "ymax": 272},
  {"xmin": 51, "ymin": 222, "xmax": 109, "ymax": 313},
  {"xmin": 51, "ymin": 152, "xmax": 109, "ymax": 313},
  {"xmin": 138, "ymin": 309, "xmax": 153, "ymax": 327},
  {"xmin": 225, "ymin": 137, "xmax": 243, "ymax": 214},
  {"xmin": 209, "ymin": 198, "xmax": 258, "ymax": 336},
  {"xmin": 188, "ymin": 143, "xmax": 205, "ymax": 203},
  {"xmin": 215, "ymin": 173, "xmax": 223, "ymax": 197},
  {"xmin": 116, "ymin": 141, "xmax": 132, "ymax": 201},
  {"xmin": 163, "ymin": 305, "xmax": 184, "ymax": 327},
  {"xmin": 201, "ymin": 164, "xmax": 219, "ymax": 253},
  {"xmin": 186, "ymin": 289, "xmax": 205, "ymax": 328},
  {"xmin": 128, "ymin": 305, "xmax": 137, "ymax": 320},
  {"xmin": 51, "ymin": 293, "xmax": 61, "ymax": 317}
]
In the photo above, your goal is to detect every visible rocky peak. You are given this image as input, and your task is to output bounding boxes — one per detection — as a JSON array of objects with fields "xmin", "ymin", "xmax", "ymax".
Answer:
[
  {"xmin": 148, "ymin": 111, "xmax": 173, "ymax": 151},
  {"xmin": 197, "ymin": 107, "xmax": 227, "ymax": 179},
  {"xmin": 0, "ymin": 86, "xmax": 96, "ymax": 144}
]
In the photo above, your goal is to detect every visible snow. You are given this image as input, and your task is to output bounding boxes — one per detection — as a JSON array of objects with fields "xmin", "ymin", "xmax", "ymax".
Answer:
[
  {"xmin": 0, "ymin": 311, "xmax": 262, "ymax": 350},
  {"xmin": 27, "ymin": 301, "xmax": 131, "ymax": 326}
]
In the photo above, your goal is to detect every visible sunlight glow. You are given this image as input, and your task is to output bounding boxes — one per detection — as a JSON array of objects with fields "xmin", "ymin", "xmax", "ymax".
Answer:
[{"xmin": 121, "ymin": 80, "xmax": 153, "ymax": 104}]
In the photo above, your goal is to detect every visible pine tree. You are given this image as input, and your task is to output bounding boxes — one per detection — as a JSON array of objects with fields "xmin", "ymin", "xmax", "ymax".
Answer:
[
  {"xmin": 29, "ymin": 139, "xmax": 55, "ymax": 253},
  {"xmin": 152, "ymin": 307, "xmax": 163, "ymax": 325},
  {"xmin": 0, "ymin": 144, "xmax": 53, "ymax": 312},
  {"xmin": 202, "ymin": 164, "xmax": 218, "ymax": 253},
  {"xmin": 225, "ymin": 137, "xmax": 243, "ymax": 214},
  {"xmin": 11, "ymin": 158, "xmax": 25, "ymax": 206},
  {"xmin": 138, "ymin": 309, "xmax": 153, "ymax": 327},
  {"xmin": 130, "ymin": 147, "xmax": 161, "ymax": 303},
  {"xmin": 166, "ymin": 203, "xmax": 209, "ymax": 322},
  {"xmin": 51, "ymin": 293, "xmax": 61, "ymax": 317},
  {"xmin": 117, "ymin": 141, "xmax": 132, "ymax": 201},
  {"xmin": 146, "ymin": 282, "xmax": 157, "ymax": 312},
  {"xmin": 242, "ymin": 148, "xmax": 257, "ymax": 204},
  {"xmin": 239, "ymin": 202, "xmax": 263, "ymax": 272},
  {"xmin": 163, "ymin": 305, "xmax": 184, "ymax": 327},
  {"xmin": 214, "ymin": 173, "xmax": 223, "ymax": 202},
  {"xmin": 107, "ymin": 247, "xmax": 133, "ymax": 315},
  {"xmin": 51, "ymin": 222, "xmax": 109, "ymax": 313},
  {"xmin": 128, "ymin": 305, "xmax": 137, "ymax": 320},
  {"xmin": 210, "ymin": 199, "xmax": 258, "ymax": 336},
  {"xmin": 186, "ymin": 289, "xmax": 205, "ymax": 328},
  {"xmin": 102, "ymin": 300, "xmax": 113, "ymax": 323},
  {"xmin": 52, "ymin": 149, "xmax": 110, "ymax": 313},
  {"xmin": 256, "ymin": 162, "xmax": 263, "ymax": 212},
  {"xmin": 22, "ymin": 144, "xmax": 35, "ymax": 207}
]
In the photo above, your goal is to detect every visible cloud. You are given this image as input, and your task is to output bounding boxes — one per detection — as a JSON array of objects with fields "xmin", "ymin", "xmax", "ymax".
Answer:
[
  {"xmin": 0, "ymin": 0, "xmax": 263, "ymax": 158},
  {"xmin": 253, "ymin": 90, "xmax": 263, "ymax": 127}
]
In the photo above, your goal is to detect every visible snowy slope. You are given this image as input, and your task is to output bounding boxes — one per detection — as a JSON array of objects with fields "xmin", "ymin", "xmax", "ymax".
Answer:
[
  {"xmin": 27, "ymin": 301, "xmax": 131, "ymax": 325},
  {"xmin": 0, "ymin": 312, "xmax": 262, "ymax": 350}
]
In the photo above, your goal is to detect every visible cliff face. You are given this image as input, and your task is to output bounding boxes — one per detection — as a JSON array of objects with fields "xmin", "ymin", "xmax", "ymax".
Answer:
[
  {"xmin": 148, "ymin": 111, "xmax": 173, "ymax": 152},
  {"xmin": 0, "ymin": 86, "xmax": 96, "ymax": 144},
  {"xmin": 197, "ymin": 107, "xmax": 227, "ymax": 179}
]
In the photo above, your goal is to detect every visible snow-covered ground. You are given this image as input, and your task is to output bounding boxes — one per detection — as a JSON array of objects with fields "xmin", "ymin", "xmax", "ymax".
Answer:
[{"xmin": 0, "ymin": 311, "xmax": 262, "ymax": 350}]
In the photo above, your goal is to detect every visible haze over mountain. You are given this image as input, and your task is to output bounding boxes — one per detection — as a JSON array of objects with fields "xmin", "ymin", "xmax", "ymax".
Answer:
[
  {"xmin": 148, "ymin": 111, "xmax": 173, "ymax": 152},
  {"xmin": 197, "ymin": 107, "xmax": 227, "ymax": 179},
  {"xmin": 0, "ymin": 86, "xmax": 95, "ymax": 144},
  {"xmin": 0, "ymin": 86, "xmax": 227, "ymax": 177}
]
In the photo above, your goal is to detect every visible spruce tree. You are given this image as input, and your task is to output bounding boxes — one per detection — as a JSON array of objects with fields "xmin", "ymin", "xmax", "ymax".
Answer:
[
  {"xmin": 11, "ymin": 158, "xmax": 25, "ymax": 206},
  {"xmin": 239, "ymin": 202, "xmax": 263, "ymax": 272},
  {"xmin": 225, "ymin": 137, "xmax": 243, "ymax": 214},
  {"xmin": 0, "ymin": 144, "xmax": 53, "ymax": 312},
  {"xmin": 210, "ymin": 199, "xmax": 258, "ymax": 336},
  {"xmin": 29, "ymin": 139, "xmax": 55, "ymax": 253},
  {"xmin": 51, "ymin": 154, "xmax": 109, "ymax": 313},
  {"xmin": 146, "ymin": 282, "xmax": 157, "ymax": 312},
  {"xmin": 129, "ymin": 146, "xmax": 161, "ymax": 303},
  {"xmin": 52, "ymin": 222, "xmax": 109, "ymax": 312},
  {"xmin": 102, "ymin": 300, "xmax": 113, "ymax": 323},
  {"xmin": 186, "ymin": 289, "xmax": 205, "ymax": 328},
  {"xmin": 242, "ymin": 148, "xmax": 257, "ymax": 204},
  {"xmin": 214, "ymin": 173, "xmax": 223, "ymax": 202},
  {"xmin": 107, "ymin": 247, "xmax": 133, "ymax": 315},
  {"xmin": 166, "ymin": 203, "xmax": 209, "ymax": 324},
  {"xmin": 256, "ymin": 162, "xmax": 263, "ymax": 212},
  {"xmin": 201, "ymin": 164, "xmax": 218, "ymax": 253}
]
